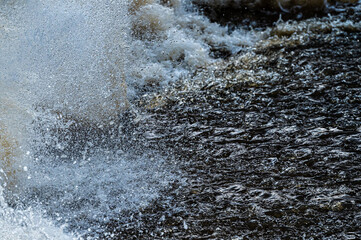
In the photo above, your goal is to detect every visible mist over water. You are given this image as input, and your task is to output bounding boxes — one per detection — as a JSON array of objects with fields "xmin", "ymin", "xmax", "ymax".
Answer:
[
  {"xmin": 1, "ymin": 0, "xmax": 358, "ymax": 238},
  {"xmin": 0, "ymin": 0, "xmax": 253, "ymax": 237},
  {"xmin": 0, "ymin": 0, "xmax": 180, "ymax": 237},
  {"xmin": 1, "ymin": 0, "xmax": 131, "ymax": 123}
]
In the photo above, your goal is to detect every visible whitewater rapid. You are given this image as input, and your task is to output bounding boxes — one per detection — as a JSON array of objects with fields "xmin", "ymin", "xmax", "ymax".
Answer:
[
  {"xmin": 0, "ymin": 0, "xmax": 257, "ymax": 237},
  {"xmin": 2, "ymin": 0, "xmax": 357, "ymax": 238}
]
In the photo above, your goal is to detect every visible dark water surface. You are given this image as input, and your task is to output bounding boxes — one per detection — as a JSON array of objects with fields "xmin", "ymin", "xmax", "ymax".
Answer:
[
  {"xmin": 97, "ymin": 4, "xmax": 361, "ymax": 239},
  {"xmin": 1, "ymin": 1, "xmax": 360, "ymax": 239}
]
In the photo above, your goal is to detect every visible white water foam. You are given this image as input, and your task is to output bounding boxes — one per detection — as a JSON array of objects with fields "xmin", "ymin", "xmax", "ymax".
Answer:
[
  {"xmin": 0, "ymin": 0, "xmax": 257, "ymax": 238},
  {"xmin": 22, "ymin": 150, "xmax": 175, "ymax": 237},
  {"xmin": 1, "ymin": 0, "xmax": 257, "ymax": 121},
  {"xmin": 128, "ymin": 0, "xmax": 257, "ymax": 85},
  {"xmin": 0, "ymin": 185, "xmax": 76, "ymax": 240}
]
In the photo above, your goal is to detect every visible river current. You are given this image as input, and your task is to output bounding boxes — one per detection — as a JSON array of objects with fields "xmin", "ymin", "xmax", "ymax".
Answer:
[{"xmin": 1, "ymin": 0, "xmax": 360, "ymax": 239}]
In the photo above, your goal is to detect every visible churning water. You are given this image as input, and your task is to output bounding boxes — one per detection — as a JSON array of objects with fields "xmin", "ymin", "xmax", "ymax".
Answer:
[
  {"xmin": 0, "ymin": 0, "xmax": 255, "ymax": 238},
  {"xmin": 1, "ymin": 0, "xmax": 360, "ymax": 239}
]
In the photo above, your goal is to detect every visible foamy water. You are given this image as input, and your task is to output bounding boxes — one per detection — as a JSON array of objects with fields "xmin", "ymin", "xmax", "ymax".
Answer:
[
  {"xmin": 3, "ymin": 0, "xmax": 345, "ymax": 237},
  {"xmin": 0, "ymin": 0, "xmax": 258, "ymax": 237},
  {"xmin": 1, "ymin": 0, "xmax": 360, "ymax": 237},
  {"xmin": 0, "ymin": 185, "xmax": 76, "ymax": 240}
]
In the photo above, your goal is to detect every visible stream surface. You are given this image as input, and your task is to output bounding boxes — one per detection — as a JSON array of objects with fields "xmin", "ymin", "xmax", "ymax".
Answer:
[
  {"xmin": 127, "ymin": 4, "xmax": 361, "ymax": 239},
  {"xmin": 0, "ymin": 0, "xmax": 360, "ymax": 239}
]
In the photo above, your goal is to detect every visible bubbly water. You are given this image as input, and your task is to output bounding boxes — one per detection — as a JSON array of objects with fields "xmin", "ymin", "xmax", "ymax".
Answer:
[
  {"xmin": 2, "ymin": 0, "xmax": 356, "ymax": 238},
  {"xmin": 0, "ymin": 0, "xmax": 256, "ymax": 238}
]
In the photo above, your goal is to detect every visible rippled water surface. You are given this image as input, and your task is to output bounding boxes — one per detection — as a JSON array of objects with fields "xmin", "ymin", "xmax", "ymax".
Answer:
[{"xmin": 1, "ymin": 0, "xmax": 360, "ymax": 239}]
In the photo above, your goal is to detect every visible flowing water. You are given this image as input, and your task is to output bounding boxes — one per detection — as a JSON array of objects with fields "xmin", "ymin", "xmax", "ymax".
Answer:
[{"xmin": 0, "ymin": 0, "xmax": 360, "ymax": 239}]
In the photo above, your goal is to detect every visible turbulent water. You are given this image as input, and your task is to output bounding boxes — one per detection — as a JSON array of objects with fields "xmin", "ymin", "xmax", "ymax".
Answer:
[{"xmin": 0, "ymin": 0, "xmax": 360, "ymax": 239}]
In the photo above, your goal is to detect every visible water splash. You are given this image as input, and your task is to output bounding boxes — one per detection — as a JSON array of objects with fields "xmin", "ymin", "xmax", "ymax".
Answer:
[
  {"xmin": 0, "ymin": 0, "xmax": 258, "ymax": 237},
  {"xmin": 0, "ymin": 0, "xmax": 175, "ymax": 237},
  {"xmin": 0, "ymin": 185, "xmax": 76, "ymax": 239}
]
